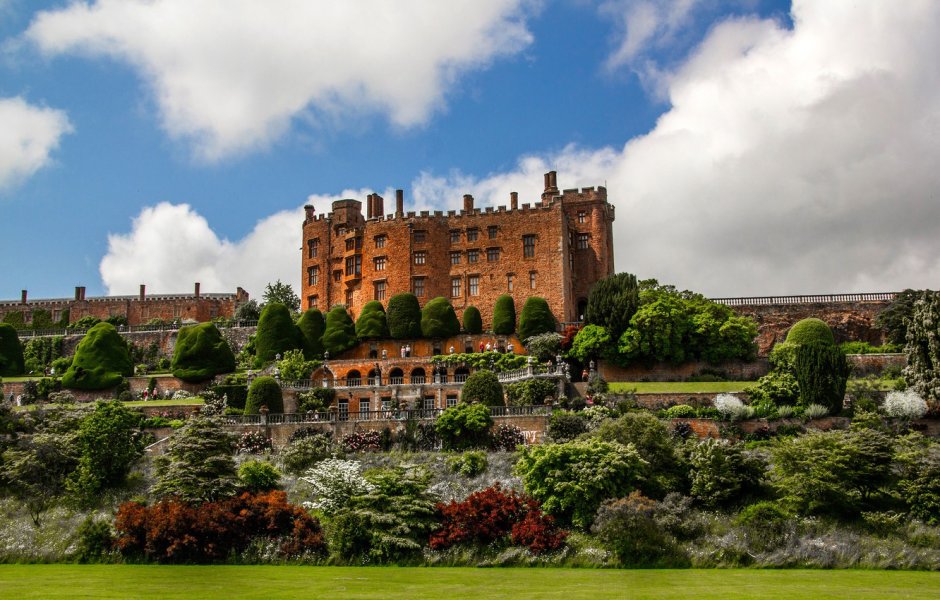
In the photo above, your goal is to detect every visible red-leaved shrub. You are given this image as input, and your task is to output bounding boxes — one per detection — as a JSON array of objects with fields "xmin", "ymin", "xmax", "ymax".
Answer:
[
  {"xmin": 510, "ymin": 509, "xmax": 568, "ymax": 554},
  {"xmin": 113, "ymin": 490, "xmax": 326, "ymax": 562}
]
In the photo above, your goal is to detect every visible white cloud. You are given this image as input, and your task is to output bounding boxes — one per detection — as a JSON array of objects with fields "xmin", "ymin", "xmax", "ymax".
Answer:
[
  {"xmin": 601, "ymin": 0, "xmax": 701, "ymax": 71},
  {"xmin": 24, "ymin": 0, "xmax": 534, "ymax": 161},
  {"xmin": 0, "ymin": 96, "xmax": 72, "ymax": 190}
]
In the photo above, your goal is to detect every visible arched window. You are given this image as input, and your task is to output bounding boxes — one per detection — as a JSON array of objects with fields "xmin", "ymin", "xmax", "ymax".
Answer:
[
  {"xmin": 454, "ymin": 367, "xmax": 470, "ymax": 383},
  {"xmin": 367, "ymin": 368, "xmax": 380, "ymax": 386},
  {"xmin": 389, "ymin": 368, "xmax": 404, "ymax": 385},
  {"xmin": 345, "ymin": 369, "xmax": 362, "ymax": 387},
  {"xmin": 410, "ymin": 367, "xmax": 426, "ymax": 384}
]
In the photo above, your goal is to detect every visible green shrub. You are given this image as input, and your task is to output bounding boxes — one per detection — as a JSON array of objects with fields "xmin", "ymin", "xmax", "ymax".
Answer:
[
  {"xmin": 745, "ymin": 370, "xmax": 799, "ymax": 408},
  {"xmin": 74, "ymin": 517, "xmax": 114, "ymax": 563},
  {"xmin": 211, "ymin": 373, "xmax": 248, "ymax": 410},
  {"xmin": 61, "ymin": 322, "xmax": 133, "ymax": 390},
  {"xmin": 685, "ymin": 438, "xmax": 762, "ymax": 508},
  {"xmin": 276, "ymin": 348, "xmax": 320, "ymax": 381},
  {"xmin": 592, "ymin": 492, "xmax": 687, "ymax": 567},
  {"xmin": 296, "ymin": 308, "xmax": 325, "ymax": 359},
  {"xmin": 568, "ymin": 325, "xmax": 612, "ymax": 362},
  {"xmin": 547, "ymin": 411, "xmax": 588, "ymax": 442},
  {"xmin": 279, "ymin": 433, "xmax": 337, "ymax": 474},
  {"xmin": 244, "ymin": 376, "xmax": 283, "ymax": 414},
  {"xmin": 238, "ymin": 460, "xmax": 282, "ymax": 491},
  {"xmin": 460, "ymin": 369, "xmax": 504, "ymax": 406},
  {"xmin": 492, "ymin": 294, "xmax": 516, "ymax": 335},
  {"xmin": 593, "ymin": 411, "xmax": 685, "ymax": 499},
  {"xmin": 585, "ymin": 272, "xmax": 640, "ymax": 341},
  {"xmin": 462, "ymin": 306, "xmax": 483, "ymax": 334},
  {"xmin": 435, "ymin": 403, "xmax": 493, "ymax": 450},
  {"xmin": 298, "ymin": 388, "xmax": 335, "ymax": 413},
  {"xmin": 794, "ymin": 341, "xmax": 850, "ymax": 412},
  {"xmin": 736, "ymin": 501, "xmax": 791, "ymax": 551},
  {"xmin": 518, "ymin": 296, "xmax": 556, "ymax": 342},
  {"xmin": 420, "ymin": 297, "xmax": 460, "ymax": 339},
  {"xmin": 0, "ymin": 323, "xmax": 25, "ymax": 376},
  {"xmin": 171, "ymin": 322, "xmax": 236, "ymax": 382},
  {"xmin": 505, "ymin": 378, "xmax": 558, "ymax": 406},
  {"xmin": 254, "ymin": 302, "xmax": 302, "ymax": 366},
  {"xmin": 355, "ymin": 301, "xmax": 389, "ymax": 340},
  {"xmin": 447, "ymin": 450, "xmax": 488, "ymax": 477},
  {"xmin": 387, "ymin": 293, "xmax": 422, "ymax": 339},
  {"xmin": 322, "ymin": 305, "xmax": 357, "ymax": 356},
  {"xmin": 662, "ymin": 404, "xmax": 697, "ymax": 419},
  {"xmin": 786, "ymin": 318, "xmax": 835, "ymax": 346}
]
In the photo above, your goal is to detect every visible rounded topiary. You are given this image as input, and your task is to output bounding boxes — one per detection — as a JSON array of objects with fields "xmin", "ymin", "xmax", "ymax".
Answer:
[
  {"xmin": 61, "ymin": 322, "xmax": 133, "ymax": 390},
  {"xmin": 245, "ymin": 375, "xmax": 284, "ymax": 414},
  {"xmin": 0, "ymin": 323, "xmax": 25, "ymax": 376},
  {"xmin": 492, "ymin": 295, "xmax": 516, "ymax": 335},
  {"xmin": 355, "ymin": 301, "xmax": 390, "ymax": 340},
  {"xmin": 171, "ymin": 322, "xmax": 236, "ymax": 382},
  {"xmin": 322, "ymin": 306, "xmax": 356, "ymax": 356},
  {"xmin": 421, "ymin": 297, "xmax": 460, "ymax": 339},
  {"xmin": 518, "ymin": 296, "xmax": 556, "ymax": 342},
  {"xmin": 786, "ymin": 318, "xmax": 835, "ymax": 346},
  {"xmin": 254, "ymin": 302, "xmax": 302, "ymax": 366},
  {"xmin": 462, "ymin": 306, "xmax": 483, "ymax": 334},
  {"xmin": 460, "ymin": 369, "xmax": 504, "ymax": 406},
  {"xmin": 296, "ymin": 309, "xmax": 325, "ymax": 359},
  {"xmin": 387, "ymin": 293, "xmax": 422, "ymax": 339}
]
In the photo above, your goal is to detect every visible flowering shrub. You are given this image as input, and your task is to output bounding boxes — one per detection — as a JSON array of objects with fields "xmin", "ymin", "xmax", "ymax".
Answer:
[
  {"xmin": 883, "ymin": 390, "xmax": 928, "ymax": 420},
  {"xmin": 299, "ymin": 459, "xmax": 374, "ymax": 513},
  {"xmin": 714, "ymin": 394, "xmax": 753, "ymax": 421},
  {"xmin": 342, "ymin": 430, "xmax": 382, "ymax": 453},
  {"xmin": 172, "ymin": 390, "xmax": 192, "ymax": 400},
  {"xmin": 113, "ymin": 491, "xmax": 326, "ymax": 562},
  {"xmin": 490, "ymin": 424, "xmax": 526, "ymax": 451},
  {"xmin": 237, "ymin": 431, "xmax": 273, "ymax": 454}
]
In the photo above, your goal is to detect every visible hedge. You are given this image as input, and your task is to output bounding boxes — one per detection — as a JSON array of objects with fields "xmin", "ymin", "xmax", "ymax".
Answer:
[
  {"xmin": 322, "ymin": 306, "xmax": 356, "ymax": 356},
  {"xmin": 61, "ymin": 322, "xmax": 133, "ymax": 390},
  {"xmin": 786, "ymin": 318, "xmax": 835, "ymax": 346},
  {"xmin": 254, "ymin": 302, "xmax": 302, "ymax": 367},
  {"xmin": 492, "ymin": 295, "xmax": 516, "ymax": 335},
  {"xmin": 171, "ymin": 322, "xmax": 236, "ymax": 382},
  {"xmin": 462, "ymin": 306, "xmax": 483, "ymax": 334},
  {"xmin": 296, "ymin": 309, "xmax": 325, "ymax": 359},
  {"xmin": 0, "ymin": 323, "xmax": 24, "ymax": 376},
  {"xmin": 387, "ymin": 293, "xmax": 422, "ymax": 339},
  {"xmin": 245, "ymin": 375, "xmax": 284, "ymax": 414},
  {"xmin": 421, "ymin": 297, "xmax": 460, "ymax": 339},
  {"xmin": 355, "ymin": 301, "xmax": 390, "ymax": 339},
  {"xmin": 518, "ymin": 296, "xmax": 556, "ymax": 342},
  {"xmin": 460, "ymin": 369, "xmax": 504, "ymax": 406}
]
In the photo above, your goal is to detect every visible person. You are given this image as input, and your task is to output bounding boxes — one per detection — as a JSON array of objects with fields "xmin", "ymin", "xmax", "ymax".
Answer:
[
  {"xmin": 506, "ymin": 342, "xmax": 514, "ymax": 354},
  {"xmin": 400, "ymin": 346, "xmax": 406, "ymax": 358},
  {"xmin": 479, "ymin": 341, "xmax": 485, "ymax": 353},
  {"xmin": 405, "ymin": 344, "xmax": 411, "ymax": 357},
  {"xmin": 382, "ymin": 348, "xmax": 388, "ymax": 360},
  {"xmin": 449, "ymin": 345, "xmax": 455, "ymax": 354},
  {"xmin": 485, "ymin": 342, "xmax": 492, "ymax": 352}
]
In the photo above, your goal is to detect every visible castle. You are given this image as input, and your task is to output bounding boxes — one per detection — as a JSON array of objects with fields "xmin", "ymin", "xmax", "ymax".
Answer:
[{"xmin": 301, "ymin": 171, "xmax": 615, "ymax": 326}]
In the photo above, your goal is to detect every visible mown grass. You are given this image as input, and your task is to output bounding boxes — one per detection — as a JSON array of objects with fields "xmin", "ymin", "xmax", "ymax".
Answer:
[
  {"xmin": 610, "ymin": 381, "xmax": 751, "ymax": 394},
  {"xmin": 0, "ymin": 565, "xmax": 936, "ymax": 599},
  {"xmin": 14, "ymin": 398, "xmax": 204, "ymax": 411}
]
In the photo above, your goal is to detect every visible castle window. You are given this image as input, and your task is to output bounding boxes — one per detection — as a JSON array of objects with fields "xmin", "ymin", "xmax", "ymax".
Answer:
[
  {"xmin": 355, "ymin": 236, "xmax": 362, "ymax": 250},
  {"xmin": 345, "ymin": 255, "xmax": 361, "ymax": 276},
  {"xmin": 414, "ymin": 251, "xmax": 427, "ymax": 265},
  {"xmin": 488, "ymin": 225, "xmax": 498, "ymax": 239},
  {"xmin": 529, "ymin": 271, "xmax": 537, "ymax": 289},
  {"xmin": 487, "ymin": 247, "xmax": 500, "ymax": 262},
  {"xmin": 375, "ymin": 235, "xmax": 386, "ymax": 249},
  {"xmin": 467, "ymin": 249, "xmax": 479, "ymax": 264},
  {"xmin": 345, "ymin": 289, "xmax": 353, "ymax": 306},
  {"xmin": 577, "ymin": 233, "xmax": 590, "ymax": 250},
  {"xmin": 345, "ymin": 238, "xmax": 355, "ymax": 251},
  {"xmin": 414, "ymin": 230, "xmax": 427, "ymax": 243},
  {"xmin": 507, "ymin": 273, "xmax": 514, "ymax": 292},
  {"xmin": 413, "ymin": 277, "xmax": 426, "ymax": 297},
  {"xmin": 468, "ymin": 275, "xmax": 479, "ymax": 296},
  {"xmin": 578, "ymin": 211, "xmax": 587, "ymax": 224},
  {"xmin": 450, "ymin": 230, "xmax": 461, "ymax": 243},
  {"xmin": 450, "ymin": 251, "xmax": 461, "ymax": 265},
  {"xmin": 374, "ymin": 281, "xmax": 387, "ymax": 301},
  {"xmin": 523, "ymin": 235, "xmax": 536, "ymax": 258},
  {"xmin": 451, "ymin": 277, "xmax": 462, "ymax": 298},
  {"xmin": 466, "ymin": 228, "xmax": 479, "ymax": 242},
  {"xmin": 374, "ymin": 256, "xmax": 386, "ymax": 271},
  {"xmin": 308, "ymin": 295, "xmax": 318, "ymax": 309},
  {"xmin": 334, "ymin": 270, "xmax": 342, "ymax": 282},
  {"xmin": 337, "ymin": 226, "xmax": 346, "ymax": 236},
  {"xmin": 307, "ymin": 266, "xmax": 319, "ymax": 286},
  {"xmin": 308, "ymin": 238, "xmax": 319, "ymax": 258}
]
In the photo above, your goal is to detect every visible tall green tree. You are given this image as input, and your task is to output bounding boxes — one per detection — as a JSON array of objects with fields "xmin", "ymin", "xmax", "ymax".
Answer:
[
  {"xmin": 0, "ymin": 323, "xmax": 25, "ymax": 376},
  {"xmin": 492, "ymin": 295, "xmax": 516, "ymax": 335},
  {"xmin": 171, "ymin": 322, "xmax": 236, "ymax": 382},
  {"xmin": 518, "ymin": 296, "xmax": 556, "ymax": 341},
  {"xmin": 794, "ymin": 341, "xmax": 850, "ymax": 412},
  {"xmin": 0, "ymin": 432, "xmax": 79, "ymax": 526},
  {"xmin": 877, "ymin": 289, "xmax": 928, "ymax": 346},
  {"xmin": 355, "ymin": 301, "xmax": 390, "ymax": 339},
  {"xmin": 152, "ymin": 415, "xmax": 239, "ymax": 503},
  {"xmin": 296, "ymin": 308, "xmax": 326, "ymax": 359},
  {"xmin": 462, "ymin": 306, "xmax": 483, "ymax": 334},
  {"xmin": 420, "ymin": 297, "xmax": 460, "ymax": 339},
  {"xmin": 322, "ymin": 305, "xmax": 356, "ymax": 356},
  {"xmin": 61, "ymin": 322, "xmax": 133, "ymax": 390},
  {"xmin": 904, "ymin": 291, "xmax": 940, "ymax": 406},
  {"xmin": 261, "ymin": 280, "xmax": 301, "ymax": 313},
  {"xmin": 386, "ymin": 293, "xmax": 422, "ymax": 339},
  {"xmin": 585, "ymin": 272, "xmax": 639, "ymax": 340},
  {"xmin": 253, "ymin": 302, "xmax": 302, "ymax": 367}
]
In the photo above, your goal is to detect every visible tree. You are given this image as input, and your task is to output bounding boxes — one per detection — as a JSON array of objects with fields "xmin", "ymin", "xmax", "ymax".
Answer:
[
  {"xmin": 435, "ymin": 403, "xmax": 493, "ymax": 450},
  {"xmin": 152, "ymin": 415, "xmax": 239, "ymax": 503},
  {"xmin": 253, "ymin": 302, "xmax": 302, "ymax": 366},
  {"xmin": 585, "ymin": 272, "xmax": 639, "ymax": 340},
  {"xmin": 322, "ymin": 305, "xmax": 356, "ymax": 356},
  {"xmin": 296, "ymin": 308, "xmax": 326, "ymax": 359},
  {"xmin": 684, "ymin": 438, "xmax": 762, "ymax": 508},
  {"xmin": 786, "ymin": 318, "xmax": 835, "ymax": 345},
  {"xmin": 904, "ymin": 291, "xmax": 940, "ymax": 407},
  {"xmin": 0, "ymin": 323, "xmax": 24, "ymax": 376},
  {"xmin": 462, "ymin": 306, "xmax": 483, "ymax": 334},
  {"xmin": 524, "ymin": 332, "xmax": 562, "ymax": 362},
  {"xmin": 234, "ymin": 299, "xmax": 261, "ymax": 321},
  {"xmin": 794, "ymin": 341, "xmax": 849, "ymax": 412},
  {"xmin": 568, "ymin": 325, "xmax": 612, "ymax": 362},
  {"xmin": 262, "ymin": 280, "xmax": 300, "ymax": 313},
  {"xmin": 460, "ymin": 369, "xmax": 504, "ymax": 406},
  {"xmin": 0, "ymin": 432, "xmax": 79, "ymax": 526},
  {"xmin": 355, "ymin": 300, "xmax": 389, "ymax": 340},
  {"xmin": 245, "ymin": 375, "xmax": 284, "ymax": 414},
  {"xmin": 492, "ymin": 295, "xmax": 516, "ymax": 335},
  {"xmin": 276, "ymin": 349, "xmax": 319, "ymax": 381},
  {"xmin": 386, "ymin": 293, "xmax": 422, "ymax": 339},
  {"xmin": 593, "ymin": 412, "xmax": 685, "ymax": 499},
  {"xmin": 518, "ymin": 296, "xmax": 556, "ymax": 342},
  {"xmin": 420, "ymin": 297, "xmax": 460, "ymax": 339},
  {"xmin": 171, "ymin": 322, "xmax": 236, "ymax": 382},
  {"xmin": 61, "ymin": 322, "xmax": 133, "ymax": 390},
  {"xmin": 877, "ymin": 289, "xmax": 928, "ymax": 346}
]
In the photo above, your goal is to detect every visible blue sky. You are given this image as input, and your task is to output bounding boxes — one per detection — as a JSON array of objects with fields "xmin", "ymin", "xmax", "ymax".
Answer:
[{"xmin": 1, "ymin": 1, "xmax": 938, "ymax": 301}]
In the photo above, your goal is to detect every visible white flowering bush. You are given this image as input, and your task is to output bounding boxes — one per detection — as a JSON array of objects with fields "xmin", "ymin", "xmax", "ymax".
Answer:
[
  {"xmin": 172, "ymin": 389, "xmax": 192, "ymax": 400},
  {"xmin": 802, "ymin": 403, "xmax": 829, "ymax": 420},
  {"xmin": 299, "ymin": 458, "xmax": 374, "ymax": 514},
  {"xmin": 883, "ymin": 390, "xmax": 928, "ymax": 420},
  {"xmin": 714, "ymin": 394, "xmax": 752, "ymax": 421}
]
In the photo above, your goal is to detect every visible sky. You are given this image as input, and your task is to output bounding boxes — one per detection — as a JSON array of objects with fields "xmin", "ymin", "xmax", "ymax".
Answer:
[{"xmin": 1, "ymin": 0, "xmax": 938, "ymax": 302}]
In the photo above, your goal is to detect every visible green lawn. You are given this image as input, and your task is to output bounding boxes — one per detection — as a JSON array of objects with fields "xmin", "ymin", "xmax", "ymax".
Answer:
[
  {"xmin": 610, "ymin": 381, "xmax": 751, "ymax": 394},
  {"xmin": 14, "ymin": 398, "xmax": 204, "ymax": 411},
  {"xmin": 0, "ymin": 566, "xmax": 935, "ymax": 599}
]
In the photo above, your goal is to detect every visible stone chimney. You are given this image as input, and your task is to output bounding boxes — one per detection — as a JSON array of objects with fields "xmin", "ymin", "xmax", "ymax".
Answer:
[
  {"xmin": 463, "ymin": 194, "xmax": 474, "ymax": 212},
  {"xmin": 395, "ymin": 189, "xmax": 404, "ymax": 217},
  {"xmin": 366, "ymin": 194, "xmax": 374, "ymax": 219},
  {"xmin": 304, "ymin": 204, "xmax": 315, "ymax": 221},
  {"xmin": 75, "ymin": 286, "xmax": 82, "ymax": 301},
  {"xmin": 139, "ymin": 284, "xmax": 146, "ymax": 301},
  {"xmin": 194, "ymin": 282, "xmax": 201, "ymax": 298},
  {"xmin": 510, "ymin": 191, "xmax": 518, "ymax": 210},
  {"xmin": 373, "ymin": 193, "xmax": 384, "ymax": 217},
  {"xmin": 20, "ymin": 290, "xmax": 27, "ymax": 304},
  {"xmin": 541, "ymin": 171, "xmax": 559, "ymax": 204}
]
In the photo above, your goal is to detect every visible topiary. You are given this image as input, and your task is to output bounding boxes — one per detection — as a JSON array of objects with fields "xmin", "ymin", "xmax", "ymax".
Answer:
[
  {"xmin": 171, "ymin": 322, "xmax": 236, "ymax": 382},
  {"xmin": 296, "ymin": 309, "xmax": 325, "ymax": 359},
  {"xmin": 794, "ymin": 341, "xmax": 850, "ymax": 412},
  {"xmin": 518, "ymin": 296, "xmax": 557, "ymax": 342},
  {"xmin": 786, "ymin": 318, "xmax": 835, "ymax": 346},
  {"xmin": 421, "ymin": 297, "xmax": 460, "ymax": 339},
  {"xmin": 492, "ymin": 295, "xmax": 516, "ymax": 335},
  {"xmin": 61, "ymin": 322, "xmax": 133, "ymax": 390},
  {"xmin": 245, "ymin": 375, "xmax": 284, "ymax": 414},
  {"xmin": 254, "ymin": 302, "xmax": 302, "ymax": 367},
  {"xmin": 460, "ymin": 369, "xmax": 504, "ymax": 406},
  {"xmin": 462, "ymin": 306, "xmax": 483, "ymax": 334},
  {"xmin": 322, "ymin": 306, "xmax": 357, "ymax": 356},
  {"xmin": 386, "ymin": 293, "xmax": 422, "ymax": 339},
  {"xmin": 355, "ymin": 301, "xmax": 389, "ymax": 340},
  {"xmin": 0, "ymin": 323, "xmax": 25, "ymax": 376}
]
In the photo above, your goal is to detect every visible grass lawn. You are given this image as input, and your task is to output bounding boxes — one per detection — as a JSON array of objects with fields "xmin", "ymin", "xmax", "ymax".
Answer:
[
  {"xmin": 610, "ymin": 381, "xmax": 751, "ymax": 394},
  {"xmin": 0, "ymin": 566, "xmax": 935, "ymax": 599},
  {"xmin": 14, "ymin": 398, "xmax": 204, "ymax": 411}
]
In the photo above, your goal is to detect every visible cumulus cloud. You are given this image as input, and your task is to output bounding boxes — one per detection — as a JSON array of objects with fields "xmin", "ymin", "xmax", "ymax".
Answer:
[
  {"xmin": 601, "ymin": 0, "xmax": 701, "ymax": 71},
  {"xmin": 412, "ymin": 1, "xmax": 940, "ymax": 296},
  {"xmin": 0, "ymin": 96, "xmax": 72, "ymax": 190},
  {"xmin": 24, "ymin": 0, "xmax": 534, "ymax": 160}
]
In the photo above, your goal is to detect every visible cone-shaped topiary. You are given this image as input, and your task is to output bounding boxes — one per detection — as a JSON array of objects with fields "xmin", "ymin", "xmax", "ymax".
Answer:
[
  {"xmin": 244, "ymin": 375, "xmax": 283, "ymax": 414},
  {"xmin": 421, "ymin": 297, "xmax": 460, "ymax": 339},
  {"xmin": 794, "ymin": 341, "xmax": 849, "ymax": 412},
  {"xmin": 254, "ymin": 302, "xmax": 302, "ymax": 367},
  {"xmin": 355, "ymin": 300, "xmax": 390, "ymax": 339},
  {"xmin": 492, "ymin": 295, "xmax": 516, "ymax": 335},
  {"xmin": 460, "ymin": 369, "xmax": 504, "ymax": 406},
  {"xmin": 462, "ymin": 306, "xmax": 483, "ymax": 334},
  {"xmin": 786, "ymin": 318, "xmax": 835, "ymax": 346},
  {"xmin": 171, "ymin": 322, "xmax": 236, "ymax": 382},
  {"xmin": 387, "ymin": 292, "xmax": 422, "ymax": 339},
  {"xmin": 296, "ymin": 309, "xmax": 325, "ymax": 359},
  {"xmin": 62, "ymin": 322, "xmax": 133, "ymax": 390},
  {"xmin": 0, "ymin": 323, "xmax": 25, "ymax": 376},
  {"xmin": 518, "ymin": 296, "xmax": 557, "ymax": 342},
  {"xmin": 322, "ymin": 305, "xmax": 356, "ymax": 356}
]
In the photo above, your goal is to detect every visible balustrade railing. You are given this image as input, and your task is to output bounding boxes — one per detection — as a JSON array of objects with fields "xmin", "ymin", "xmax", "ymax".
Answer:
[
  {"xmin": 14, "ymin": 319, "xmax": 260, "ymax": 339},
  {"xmin": 711, "ymin": 292, "xmax": 897, "ymax": 307}
]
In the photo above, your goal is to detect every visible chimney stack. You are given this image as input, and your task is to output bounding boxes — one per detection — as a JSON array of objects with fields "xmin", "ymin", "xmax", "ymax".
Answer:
[
  {"xmin": 395, "ymin": 189, "xmax": 404, "ymax": 216},
  {"xmin": 304, "ymin": 204, "xmax": 315, "ymax": 222},
  {"xmin": 463, "ymin": 194, "xmax": 474, "ymax": 212},
  {"xmin": 194, "ymin": 282, "xmax": 201, "ymax": 298},
  {"xmin": 366, "ymin": 194, "xmax": 374, "ymax": 219},
  {"xmin": 21, "ymin": 290, "xmax": 27, "ymax": 304},
  {"xmin": 373, "ymin": 193, "xmax": 384, "ymax": 217},
  {"xmin": 549, "ymin": 171, "xmax": 558, "ymax": 190},
  {"xmin": 510, "ymin": 191, "xmax": 518, "ymax": 210},
  {"xmin": 75, "ymin": 286, "xmax": 82, "ymax": 301},
  {"xmin": 139, "ymin": 284, "xmax": 146, "ymax": 301}
]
